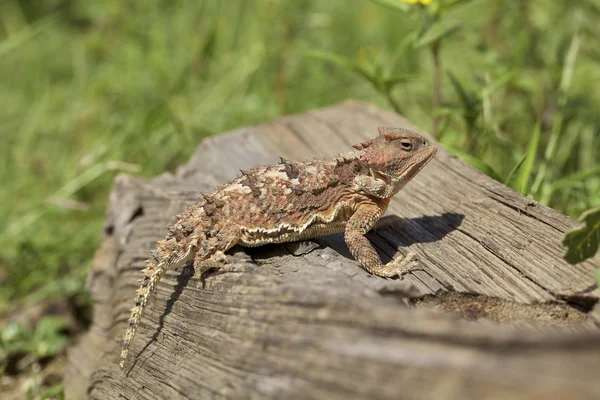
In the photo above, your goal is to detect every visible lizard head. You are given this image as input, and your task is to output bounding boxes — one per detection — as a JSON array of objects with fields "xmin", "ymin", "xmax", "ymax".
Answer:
[{"xmin": 353, "ymin": 126, "xmax": 437, "ymax": 186}]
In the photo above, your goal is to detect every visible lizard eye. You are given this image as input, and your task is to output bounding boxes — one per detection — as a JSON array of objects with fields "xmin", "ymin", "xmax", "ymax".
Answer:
[{"xmin": 400, "ymin": 139, "xmax": 413, "ymax": 151}]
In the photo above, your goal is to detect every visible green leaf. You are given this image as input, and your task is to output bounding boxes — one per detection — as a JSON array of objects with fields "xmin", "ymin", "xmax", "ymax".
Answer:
[
  {"xmin": 447, "ymin": 71, "xmax": 477, "ymax": 110},
  {"xmin": 381, "ymin": 75, "xmax": 413, "ymax": 91},
  {"xmin": 550, "ymin": 165, "xmax": 600, "ymax": 191},
  {"xmin": 432, "ymin": 105, "xmax": 461, "ymax": 118},
  {"xmin": 0, "ymin": 321, "xmax": 30, "ymax": 355},
  {"xmin": 31, "ymin": 316, "xmax": 69, "ymax": 358},
  {"xmin": 505, "ymin": 155, "xmax": 527, "ymax": 188},
  {"xmin": 0, "ymin": 317, "xmax": 70, "ymax": 362},
  {"xmin": 482, "ymin": 70, "xmax": 516, "ymax": 98},
  {"xmin": 448, "ymin": 148, "xmax": 503, "ymax": 182},
  {"xmin": 389, "ymin": 33, "xmax": 419, "ymax": 66},
  {"xmin": 563, "ymin": 207, "xmax": 600, "ymax": 264},
  {"xmin": 559, "ymin": 32, "xmax": 581, "ymax": 95},
  {"xmin": 515, "ymin": 121, "xmax": 541, "ymax": 195},
  {"xmin": 307, "ymin": 50, "xmax": 380, "ymax": 88},
  {"xmin": 38, "ymin": 383, "xmax": 64, "ymax": 400},
  {"xmin": 415, "ymin": 21, "xmax": 462, "ymax": 47},
  {"xmin": 444, "ymin": 0, "xmax": 480, "ymax": 9},
  {"xmin": 0, "ymin": 15, "xmax": 58, "ymax": 58},
  {"xmin": 367, "ymin": 0, "xmax": 411, "ymax": 14}
]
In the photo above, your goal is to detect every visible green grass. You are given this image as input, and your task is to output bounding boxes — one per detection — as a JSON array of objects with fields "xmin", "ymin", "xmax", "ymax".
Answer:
[{"xmin": 0, "ymin": 0, "xmax": 599, "ymax": 394}]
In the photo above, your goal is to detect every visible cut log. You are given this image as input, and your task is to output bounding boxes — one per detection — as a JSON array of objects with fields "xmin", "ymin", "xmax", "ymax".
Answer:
[{"xmin": 65, "ymin": 101, "xmax": 600, "ymax": 399}]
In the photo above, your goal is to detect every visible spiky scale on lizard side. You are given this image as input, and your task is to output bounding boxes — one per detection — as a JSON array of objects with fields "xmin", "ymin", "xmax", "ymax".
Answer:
[{"xmin": 119, "ymin": 126, "xmax": 437, "ymax": 370}]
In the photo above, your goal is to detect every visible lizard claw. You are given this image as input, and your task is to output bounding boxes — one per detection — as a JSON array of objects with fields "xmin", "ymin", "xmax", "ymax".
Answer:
[
  {"xmin": 194, "ymin": 251, "xmax": 229, "ymax": 287},
  {"xmin": 374, "ymin": 252, "xmax": 420, "ymax": 279}
]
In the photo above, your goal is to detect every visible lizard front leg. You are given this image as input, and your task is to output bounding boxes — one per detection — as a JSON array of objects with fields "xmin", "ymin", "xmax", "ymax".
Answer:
[{"xmin": 345, "ymin": 202, "xmax": 419, "ymax": 278}]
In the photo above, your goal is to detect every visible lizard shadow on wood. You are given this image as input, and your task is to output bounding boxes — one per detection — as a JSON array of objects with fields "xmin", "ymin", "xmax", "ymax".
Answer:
[
  {"xmin": 319, "ymin": 212, "xmax": 464, "ymax": 264},
  {"xmin": 129, "ymin": 262, "xmax": 195, "ymax": 375}
]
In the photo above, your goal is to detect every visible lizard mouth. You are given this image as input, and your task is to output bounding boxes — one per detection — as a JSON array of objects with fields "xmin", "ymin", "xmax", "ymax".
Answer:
[
  {"xmin": 372, "ymin": 145, "xmax": 437, "ymax": 184},
  {"xmin": 395, "ymin": 146, "xmax": 437, "ymax": 182}
]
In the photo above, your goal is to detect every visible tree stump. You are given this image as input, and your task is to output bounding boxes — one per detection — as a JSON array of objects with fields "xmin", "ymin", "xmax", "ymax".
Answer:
[{"xmin": 65, "ymin": 101, "xmax": 600, "ymax": 399}]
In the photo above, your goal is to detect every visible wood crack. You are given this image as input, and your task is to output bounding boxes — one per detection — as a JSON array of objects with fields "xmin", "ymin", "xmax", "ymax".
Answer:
[
  {"xmin": 483, "ymin": 188, "xmax": 562, "ymax": 231},
  {"xmin": 455, "ymin": 227, "xmax": 550, "ymax": 296}
]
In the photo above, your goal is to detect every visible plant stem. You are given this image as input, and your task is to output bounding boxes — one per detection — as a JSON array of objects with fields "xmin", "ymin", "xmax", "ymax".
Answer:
[
  {"xmin": 530, "ymin": 32, "xmax": 581, "ymax": 197},
  {"xmin": 431, "ymin": 40, "xmax": 443, "ymax": 137},
  {"xmin": 383, "ymin": 88, "xmax": 403, "ymax": 115}
]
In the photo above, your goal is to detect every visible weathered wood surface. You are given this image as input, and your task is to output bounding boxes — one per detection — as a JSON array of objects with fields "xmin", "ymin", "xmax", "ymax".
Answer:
[{"xmin": 65, "ymin": 101, "xmax": 600, "ymax": 399}]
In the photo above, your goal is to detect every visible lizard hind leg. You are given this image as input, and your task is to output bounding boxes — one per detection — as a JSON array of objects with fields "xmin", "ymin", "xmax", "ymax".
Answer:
[{"xmin": 193, "ymin": 225, "xmax": 241, "ymax": 279}]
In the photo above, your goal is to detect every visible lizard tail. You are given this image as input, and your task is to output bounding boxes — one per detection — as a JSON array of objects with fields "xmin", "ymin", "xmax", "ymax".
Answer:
[{"xmin": 119, "ymin": 244, "xmax": 194, "ymax": 370}]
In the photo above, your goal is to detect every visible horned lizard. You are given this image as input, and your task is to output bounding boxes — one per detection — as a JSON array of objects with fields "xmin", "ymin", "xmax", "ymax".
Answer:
[{"xmin": 119, "ymin": 126, "xmax": 437, "ymax": 370}]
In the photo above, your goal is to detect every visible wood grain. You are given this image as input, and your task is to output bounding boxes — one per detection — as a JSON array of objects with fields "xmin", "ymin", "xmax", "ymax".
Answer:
[{"xmin": 65, "ymin": 101, "xmax": 600, "ymax": 399}]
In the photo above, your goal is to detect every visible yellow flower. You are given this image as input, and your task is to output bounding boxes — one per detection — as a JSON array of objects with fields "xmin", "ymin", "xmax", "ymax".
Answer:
[{"xmin": 402, "ymin": 0, "xmax": 432, "ymax": 4}]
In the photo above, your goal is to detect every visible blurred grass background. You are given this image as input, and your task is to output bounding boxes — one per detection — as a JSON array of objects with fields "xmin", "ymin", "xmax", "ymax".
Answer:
[{"xmin": 0, "ymin": 0, "xmax": 599, "ymax": 397}]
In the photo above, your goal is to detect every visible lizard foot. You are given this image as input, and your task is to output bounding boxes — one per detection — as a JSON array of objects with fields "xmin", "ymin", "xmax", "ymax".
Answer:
[
  {"xmin": 194, "ymin": 251, "xmax": 228, "ymax": 281},
  {"xmin": 371, "ymin": 252, "xmax": 420, "ymax": 279}
]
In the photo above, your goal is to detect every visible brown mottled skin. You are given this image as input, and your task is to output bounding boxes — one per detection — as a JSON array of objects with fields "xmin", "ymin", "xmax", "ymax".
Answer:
[{"xmin": 119, "ymin": 126, "xmax": 437, "ymax": 370}]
